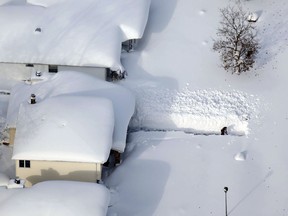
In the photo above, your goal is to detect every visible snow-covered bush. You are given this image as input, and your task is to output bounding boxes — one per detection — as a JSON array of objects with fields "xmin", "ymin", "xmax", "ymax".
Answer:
[
  {"xmin": 107, "ymin": 69, "xmax": 127, "ymax": 81},
  {"xmin": 213, "ymin": 3, "xmax": 259, "ymax": 74}
]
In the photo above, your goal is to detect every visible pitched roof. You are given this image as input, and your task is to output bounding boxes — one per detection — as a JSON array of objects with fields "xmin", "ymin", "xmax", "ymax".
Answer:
[
  {"xmin": 12, "ymin": 95, "xmax": 114, "ymax": 163},
  {"xmin": 7, "ymin": 71, "xmax": 135, "ymax": 152},
  {"xmin": 0, "ymin": 0, "xmax": 151, "ymax": 71}
]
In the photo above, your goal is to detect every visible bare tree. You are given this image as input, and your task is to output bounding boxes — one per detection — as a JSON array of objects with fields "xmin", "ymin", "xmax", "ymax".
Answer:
[{"xmin": 213, "ymin": 4, "xmax": 259, "ymax": 74}]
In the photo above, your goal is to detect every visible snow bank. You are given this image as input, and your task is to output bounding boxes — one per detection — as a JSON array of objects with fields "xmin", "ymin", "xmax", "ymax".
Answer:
[
  {"xmin": 105, "ymin": 131, "xmax": 278, "ymax": 216},
  {"xmin": 7, "ymin": 71, "xmax": 135, "ymax": 152},
  {"xmin": 0, "ymin": 173, "xmax": 9, "ymax": 187},
  {"xmin": 0, "ymin": 0, "xmax": 151, "ymax": 71},
  {"xmin": 0, "ymin": 181, "xmax": 110, "ymax": 216},
  {"xmin": 130, "ymin": 87, "xmax": 259, "ymax": 135},
  {"xmin": 13, "ymin": 95, "xmax": 114, "ymax": 163}
]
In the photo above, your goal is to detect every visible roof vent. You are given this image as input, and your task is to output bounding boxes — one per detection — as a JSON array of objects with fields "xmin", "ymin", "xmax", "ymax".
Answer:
[
  {"xmin": 35, "ymin": 27, "xmax": 42, "ymax": 33},
  {"xmin": 35, "ymin": 71, "xmax": 42, "ymax": 77},
  {"xmin": 31, "ymin": 94, "xmax": 36, "ymax": 104}
]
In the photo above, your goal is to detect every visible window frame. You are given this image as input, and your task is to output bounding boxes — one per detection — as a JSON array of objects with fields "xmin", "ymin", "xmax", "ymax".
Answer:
[{"xmin": 19, "ymin": 160, "xmax": 31, "ymax": 168}]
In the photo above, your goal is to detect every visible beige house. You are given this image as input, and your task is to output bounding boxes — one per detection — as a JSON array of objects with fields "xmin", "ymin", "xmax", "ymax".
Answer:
[{"xmin": 12, "ymin": 95, "xmax": 114, "ymax": 187}]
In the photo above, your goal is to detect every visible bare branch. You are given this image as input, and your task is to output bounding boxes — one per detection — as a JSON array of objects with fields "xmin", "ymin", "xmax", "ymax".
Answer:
[{"xmin": 213, "ymin": 3, "xmax": 259, "ymax": 74}]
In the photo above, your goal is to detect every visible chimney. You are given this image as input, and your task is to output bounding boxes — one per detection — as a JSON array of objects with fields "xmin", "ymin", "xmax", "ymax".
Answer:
[{"xmin": 31, "ymin": 94, "xmax": 36, "ymax": 104}]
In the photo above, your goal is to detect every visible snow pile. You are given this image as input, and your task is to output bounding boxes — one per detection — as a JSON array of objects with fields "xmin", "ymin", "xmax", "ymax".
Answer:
[
  {"xmin": 130, "ymin": 87, "xmax": 259, "ymax": 135},
  {"xmin": 13, "ymin": 95, "xmax": 114, "ymax": 163},
  {"xmin": 7, "ymin": 71, "xmax": 135, "ymax": 152},
  {"xmin": 0, "ymin": 0, "xmax": 151, "ymax": 71},
  {"xmin": 0, "ymin": 181, "xmax": 110, "ymax": 216}
]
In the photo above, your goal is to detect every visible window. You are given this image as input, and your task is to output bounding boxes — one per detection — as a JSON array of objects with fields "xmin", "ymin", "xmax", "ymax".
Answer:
[
  {"xmin": 25, "ymin": 64, "xmax": 34, "ymax": 67},
  {"xmin": 48, "ymin": 65, "xmax": 58, "ymax": 73},
  {"xmin": 25, "ymin": 160, "xmax": 31, "ymax": 168},
  {"xmin": 19, "ymin": 160, "xmax": 31, "ymax": 168},
  {"xmin": 19, "ymin": 160, "xmax": 24, "ymax": 168}
]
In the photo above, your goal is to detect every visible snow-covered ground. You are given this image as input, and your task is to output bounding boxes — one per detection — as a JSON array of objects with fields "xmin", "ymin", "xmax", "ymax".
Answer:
[
  {"xmin": 1, "ymin": 0, "xmax": 288, "ymax": 215},
  {"xmin": 104, "ymin": 0, "xmax": 288, "ymax": 215},
  {"xmin": 106, "ymin": 131, "xmax": 277, "ymax": 216}
]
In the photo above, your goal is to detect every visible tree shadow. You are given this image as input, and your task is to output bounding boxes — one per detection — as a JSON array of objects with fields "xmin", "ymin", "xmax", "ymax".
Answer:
[{"xmin": 255, "ymin": 4, "xmax": 288, "ymax": 69}]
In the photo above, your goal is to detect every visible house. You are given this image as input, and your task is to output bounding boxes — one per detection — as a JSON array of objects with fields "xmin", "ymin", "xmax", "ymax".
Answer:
[
  {"xmin": 7, "ymin": 71, "xmax": 135, "ymax": 186},
  {"xmin": 13, "ymin": 95, "xmax": 114, "ymax": 187},
  {"xmin": 0, "ymin": 0, "xmax": 151, "ymax": 82}
]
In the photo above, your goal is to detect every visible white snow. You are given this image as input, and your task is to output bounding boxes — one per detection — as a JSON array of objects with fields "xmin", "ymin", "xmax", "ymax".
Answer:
[
  {"xmin": 0, "ymin": 0, "xmax": 151, "ymax": 71},
  {"xmin": 0, "ymin": 173, "xmax": 9, "ymax": 187},
  {"xmin": 1, "ymin": 0, "xmax": 288, "ymax": 215},
  {"xmin": 105, "ymin": 131, "xmax": 277, "ymax": 216},
  {"xmin": 7, "ymin": 71, "xmax": 135, "ymax": 152},
  {"xmin": 13, "ymin": 95, "xmax": 114, "ymax": 163},
  {"xmin": 129, "ymin": 87, "xmax": 259, "ymax": 135},
  {"xmin": 0, "ymin": 181, "xmax": 110, "ymax": 216},
  {"xmin": 104, "ymin": 0, "xmax": 288, "ymax": 215}
]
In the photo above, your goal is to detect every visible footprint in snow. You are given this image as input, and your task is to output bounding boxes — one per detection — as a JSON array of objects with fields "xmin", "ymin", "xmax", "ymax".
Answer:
[{"xmin": 199, "ymin": 9, "xmax": 206, "ymax": 15}]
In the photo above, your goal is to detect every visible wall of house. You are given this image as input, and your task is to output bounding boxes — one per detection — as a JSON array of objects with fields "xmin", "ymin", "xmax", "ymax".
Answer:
[
  {"xmin": 15, "ymin": 160, "xmax": 102, "ymax": 187},
  {"xmin": 0, "ymin": 63, "xmax": 35, "ymax": 89},
  {"xmin": 59, "ymin": 66, "xmax": 107, "ymax": 80},
  {"xmin": 0, "ymin": 63, "xmax": 107, "ymax": 86},
  {"xmin": 9, "ymin": 127, "xmax": 16, "ymax": 145}
]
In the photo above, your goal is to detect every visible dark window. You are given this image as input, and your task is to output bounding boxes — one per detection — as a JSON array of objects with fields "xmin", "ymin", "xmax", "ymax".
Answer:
[
  {"xmin": 48, "ymin": 65, "xmax": 58, "ymax": 73},
  {"xmin": 25, "ymin": 64, "xmax": 34, "ymax": 67},
  {"xmin": 25, "ymin": 160, "xmax": 31, "ymax": 168},
  {"xmin": 19, "ymin": 160, "xmax": 24, "ymax": 168},
  {"xmin": 19, "ymin": 160, "xmax": 31, "ymax": 168}
]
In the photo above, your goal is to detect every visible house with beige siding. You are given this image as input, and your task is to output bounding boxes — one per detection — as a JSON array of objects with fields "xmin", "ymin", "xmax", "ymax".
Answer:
[
  {"xmin": 12, "ymin": 95, "xmax": 114, "ymax": 187},
  {"xmin": 7, "ymin": 71, "xmax": 135, "ymax": 186}
]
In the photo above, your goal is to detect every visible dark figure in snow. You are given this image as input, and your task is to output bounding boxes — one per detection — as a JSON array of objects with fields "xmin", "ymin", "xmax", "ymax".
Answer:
[{"xmin": 221, "ymin": 127, "xmax": 228, "ymax": 135}]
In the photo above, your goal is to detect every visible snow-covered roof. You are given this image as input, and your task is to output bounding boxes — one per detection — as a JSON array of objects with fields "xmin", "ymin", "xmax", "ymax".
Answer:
[
  {"xmin": 0, "ymin": 0, "xmax": 151, "ymax": 71},
  {"xmin": 7, "ymin": 71, "xmax": 135, "ymax": 152},
  {"xmin": 0, "ymin": 181, "xmax": 110, "ymax": 216},
  {"xmin": 12, "ymin": 95, "xmax": 114, "ymax": 163}
]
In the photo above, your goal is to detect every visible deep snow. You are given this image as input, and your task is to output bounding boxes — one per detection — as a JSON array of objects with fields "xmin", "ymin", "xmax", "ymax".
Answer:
[
  {"xmin": 104, "ymin": 0, "xmax": 288, "ymax": 215},
  {"xmin": 13, "ymin": 95, "xmax": 114, "ymax": 163},
  {"xmin": 0, "ymin": 181, "xmax": 110, "ymax": 216},
  {"xmin": 1, "ymin": 0, "xmax": 288, "ymax": 215},
  {"xmin": 7, "ymin": 71, "xmax": 135, "ymax": 152},
  {"xmin": 0, "ymin": 0, "xmax": 150, "ymax": 71}
]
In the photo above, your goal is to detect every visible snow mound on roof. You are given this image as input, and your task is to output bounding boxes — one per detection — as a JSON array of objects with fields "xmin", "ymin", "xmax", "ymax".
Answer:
[
  {"xmin": 7, "ymin": 71, "xmax": 135, "ymax": 152},
  {"xmin": 130, "ymin": 87, "xmax": 260, "ymax": 135},
  {"xmin": 27, "ymin": 0, "xmax": 64, "ymax": 7},
  {"xmin": 0, "ymin": 0, "xmax": 151, "ymax": 70},
  {"xmin": 0, "ymin": 181, "xmax": 110, "ymax": 216},
  {"xmin": 13, "ymin": 95, "xmax": 114, "ymax": 163}
]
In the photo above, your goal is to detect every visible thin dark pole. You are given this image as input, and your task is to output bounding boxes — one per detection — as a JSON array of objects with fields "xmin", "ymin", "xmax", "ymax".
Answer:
[{"xmin": 224, "ymin": 187, "xmax": 228, "ymax": 216}]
